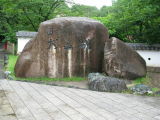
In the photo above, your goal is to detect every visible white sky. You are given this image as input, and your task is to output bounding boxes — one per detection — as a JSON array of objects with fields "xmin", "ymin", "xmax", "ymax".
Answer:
[{"xmin": 68, "ymin": 0, "xmax": 112, "ymax": 9}]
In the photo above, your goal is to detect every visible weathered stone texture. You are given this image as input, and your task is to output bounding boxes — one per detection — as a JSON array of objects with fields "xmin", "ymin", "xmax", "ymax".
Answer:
[
  {"xmin": 131, "ymin": 84, "xmax": 152, "ymax": 95},
  {"xmin": 88, "ymin": 73, "xmax": 127, "ymax": 92},
  {"xmin": 15, "ymin": 17, "xmax": 109, "ymax": 78},
  {"xmin": 104, "ymin": 37, "xmax": 146, "ymax": 80}
]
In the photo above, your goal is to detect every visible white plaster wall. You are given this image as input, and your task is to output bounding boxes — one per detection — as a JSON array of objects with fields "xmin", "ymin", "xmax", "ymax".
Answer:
[
  {"xmin": 17, "ymin": 37, "xmax": 31, "ymax": 54},
  {"xmin": 137, "ymin": 50, "xmax": 160, "ymax": 67}
]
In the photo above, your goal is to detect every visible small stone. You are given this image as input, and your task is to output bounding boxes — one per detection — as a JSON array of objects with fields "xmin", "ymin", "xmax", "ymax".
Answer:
[
  {"xmin": 88, "ymin": 73, "xmax": 127, "ymax": 92},
  {"xmin": 154, "ymin": 91, "xmax": 160, "ymax": 95},
  {"xmin": 131, "ymin": 84, "xmax": 152, "ymax": 95},
  {"xmin": 4, "ymin": 71, "xmax": 11, "ymax": 79},
  {"xmin": 8, "ymin": 75, "xmax": 14, "ymax": 80},
  {"xmin": 4, "ymin": 71, "xmax": 11, "ymax": 75}
]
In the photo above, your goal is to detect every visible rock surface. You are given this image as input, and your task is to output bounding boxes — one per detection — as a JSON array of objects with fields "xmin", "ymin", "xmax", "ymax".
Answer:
[
  {"xmin": 104, "ymin": 37, "xmax": 146, "ymax": 80},
  {"xmin": 131, "ymin": 84, "xmax": 152, "ymax": 95},
  {"xmin": 88, "ymin": 73, "xmax": 127, "ymax": 92},
  {"xmin": 154, "ymin": 91, "xmax": 160, "ymax": 95},
  {"xmin": 15, "ymin": 17, "xmax": 109, "ymax": 78}
]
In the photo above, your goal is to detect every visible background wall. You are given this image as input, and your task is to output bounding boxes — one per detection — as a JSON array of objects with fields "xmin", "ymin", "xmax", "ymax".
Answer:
[
  {"xmin": 17, "ymin": 37, "xmax": 32, "ymax": 54},
  {"xmin": 137, "ymin": 50, "xmax": 160, "ymax": 67}
]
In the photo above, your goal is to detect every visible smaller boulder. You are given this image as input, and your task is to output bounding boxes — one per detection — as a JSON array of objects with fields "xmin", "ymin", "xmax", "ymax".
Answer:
[
  {"xmin": 88, "ymin": 73, "xmax": 127, "ymax": 92},
  {"xmin": 8, "ymin": 75, "xmax": 14, "ymax": 80},
  {"xmin": 131, "ymin": 84, "xmax": 152, "ymax": 95},
  {"xmin": 104, "ymin": 37, "xmax": 146, "ymax": 80},
  {"xmin": 154, "ymin": 91, "xmax": 160, "ymax": 96},
  {"xmin": 4, "ymin": 71, "xmax": 11, "ymax": 79}
]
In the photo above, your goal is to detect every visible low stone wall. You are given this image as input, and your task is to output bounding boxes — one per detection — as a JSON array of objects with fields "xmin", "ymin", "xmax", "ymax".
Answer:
[
  {"xmin": 147, "ymin": 67, "xmax": 160, "ymax": 88},
  {"xmin": 147, "ymin": 67, "xmax": 160, "ymax": 73}
]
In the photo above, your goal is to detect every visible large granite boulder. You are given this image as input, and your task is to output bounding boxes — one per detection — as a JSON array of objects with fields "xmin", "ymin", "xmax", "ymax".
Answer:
[
  {"xmin": 104, "ymin": 37, "xmax": 146, "ymax": 80},
  {"xmin": 88, "ymin": 73, "xmax": 127, "ymax": 92},
  {"xmin": 15, "ymin": 17, "xmax": 109, "ymax": 78}
]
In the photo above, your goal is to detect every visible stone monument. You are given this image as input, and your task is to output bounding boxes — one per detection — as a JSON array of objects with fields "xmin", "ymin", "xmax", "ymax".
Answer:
[{"xmin": 15, "ymin": 17, "xmax": 109, "ymax": 78}]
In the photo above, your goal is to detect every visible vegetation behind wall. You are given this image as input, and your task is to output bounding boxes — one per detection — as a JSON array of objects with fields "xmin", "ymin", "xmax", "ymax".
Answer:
[{"xmin": 0, "ymin": 0, "xmax": 159, "ymax": 44}]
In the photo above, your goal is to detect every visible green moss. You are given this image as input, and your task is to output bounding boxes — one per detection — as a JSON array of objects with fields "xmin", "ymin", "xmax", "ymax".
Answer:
[{"xmin": 6, "ymin": 55, "xmax": 85, "ymax": 82}]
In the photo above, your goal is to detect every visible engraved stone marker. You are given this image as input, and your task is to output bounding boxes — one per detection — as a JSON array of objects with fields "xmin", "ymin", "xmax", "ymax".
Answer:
[{"xmin": 15, "ymin": 17, "xmax": 109, "ymax": 78}]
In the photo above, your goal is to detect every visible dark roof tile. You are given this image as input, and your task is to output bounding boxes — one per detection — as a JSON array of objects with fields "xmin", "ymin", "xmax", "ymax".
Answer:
[
  {"xmin": 16, "ymin": 31, "xmax": 37, "ymax": 37},
  {"xmin": 126, "ymin": 43, "xmax": 160, "ymax": 51}
]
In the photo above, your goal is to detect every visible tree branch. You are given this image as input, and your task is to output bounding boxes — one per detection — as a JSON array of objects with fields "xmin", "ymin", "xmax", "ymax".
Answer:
[
  {"xmin": 43, "ymin": 0, "xmax": 64, "ymax": 21},
  {"xmin": 22, "ymin": 8, "xmax": 37, "ymax": 31}
]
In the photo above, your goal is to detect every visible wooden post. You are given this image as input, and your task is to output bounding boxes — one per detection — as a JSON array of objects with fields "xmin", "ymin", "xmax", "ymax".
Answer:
[{"xmin": 4, "ymin": 42, "xmax": 7, "ymax": 50}]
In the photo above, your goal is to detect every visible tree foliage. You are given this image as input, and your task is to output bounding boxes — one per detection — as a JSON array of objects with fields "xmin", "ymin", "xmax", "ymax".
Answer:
[
  {"xmin": 0, "ymin": 0, "xmax": 159, "ymax": 44},
  {"xmin": 0, "ymin": 0, "xmax": 65, "ymax": 43},
  {"xmin": 69, "ymin": 5, "xmax": 99, "ymax": 17},
  {"xmin": 94, "ymin": 0, "xmax": 160, "ymax": 44}
]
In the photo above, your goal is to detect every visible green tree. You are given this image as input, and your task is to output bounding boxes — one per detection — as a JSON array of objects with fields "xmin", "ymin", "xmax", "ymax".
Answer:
[
  {"xmin": 0, "ymin": 0, "xmax": 65, "ymax": 43},
  {"xmin": 69, "ymin": 5, "xmax": 99, "ymax": 17},
  {"xmin": 94, "ymin": 0, "xmax": 160, "ymax": 44},
  {"xmin": 98, "ymin": 6, "xmax": 112, "ymax": 17},
  {"xmin": 1, "ymin": 0, "xmax": 160, "ymax": 44},
  {"xmin": 108, "ymin": 0, "xmax": 160, "ymax": 43},
  {"xmin": 16, "ymin": 0, "xmax": 65, "ymax": 31}
]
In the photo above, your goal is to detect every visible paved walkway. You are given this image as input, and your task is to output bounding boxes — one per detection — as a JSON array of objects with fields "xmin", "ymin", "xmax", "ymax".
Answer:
[{"xmin": 0, "ymin": 79, "xmax": 160, "ymax": 120}]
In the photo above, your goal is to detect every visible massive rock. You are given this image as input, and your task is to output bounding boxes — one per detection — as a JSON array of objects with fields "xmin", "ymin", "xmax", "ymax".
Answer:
[
  {"xmin": 88, "ymin": 73, "xmax": 127, "ymax": 92},
  {"xmin": 104, "ymin": 37, "xmax": 146, "ymax": 80},
  {"xmin": 15, "ymin": 17, "xmax": 109, "ymax": 78}
]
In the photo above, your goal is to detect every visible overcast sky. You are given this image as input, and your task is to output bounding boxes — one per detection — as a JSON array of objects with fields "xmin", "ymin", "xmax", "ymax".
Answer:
[{"xmin": 68, "ymin": 0, "xmax": 112, "ymax": 9}]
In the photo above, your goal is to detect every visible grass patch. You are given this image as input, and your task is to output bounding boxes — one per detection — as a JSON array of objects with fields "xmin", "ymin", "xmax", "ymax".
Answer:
[
  {"xmin": 131, "ymin": 76, "xmax": 160, "ymax": 96},
  {"xmin": 133, "ymin": 76, "xmax": 150, "ymax": 85},
  {"xmin": 122, "ymin": 89, "xmax": 133, "ymax": 94},
  {"xmin": 6, "ymin": 55, "xmax": 18, "ymax": 76},
  {"xmin": 152, "ymin": 87, "xmax": 160, "ymax": 92},
  {"xmin": 13, "ymin": 76, "xmax": 85, "ymax": 82},
  {"xmin": 133, "ymin": 76, "xmax": 160, "ymax": 92},
  {"xmin": 6, "ymin": 54, "xmax": 85, "ymax": 82}
]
